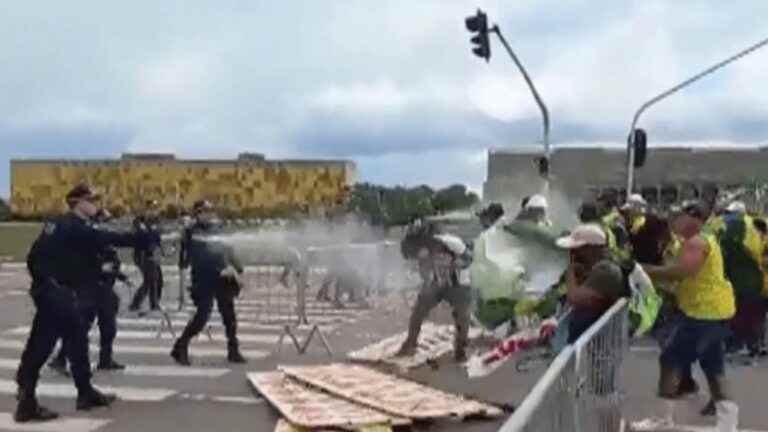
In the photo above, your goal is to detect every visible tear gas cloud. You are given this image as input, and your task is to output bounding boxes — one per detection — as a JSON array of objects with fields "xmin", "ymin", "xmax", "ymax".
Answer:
[{"xmin": 194, "ymin": 217, "xmax": 416, "ymax": 294}]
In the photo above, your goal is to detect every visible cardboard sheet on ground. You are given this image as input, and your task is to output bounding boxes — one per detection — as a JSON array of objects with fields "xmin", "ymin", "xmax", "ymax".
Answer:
[
  {"xmin": 469, "ymin": 221, "xmax": 567, "ymax": 302},
  {"xmin": 347, "ymin": 322, "xmax": 482, "ymax": 370},
  {"xmin": 280, "ymin": 364, "xmax": 503, "ymax": 420},
  {"xmin": 248, "ymin": 371, "xmax": 410, "ymax": 429}
]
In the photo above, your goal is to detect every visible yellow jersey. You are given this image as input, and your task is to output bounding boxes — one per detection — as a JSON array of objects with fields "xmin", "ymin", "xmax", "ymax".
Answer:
[{"xmin": 677, "ymin": 234, "xmax": 736, "ymax": 320}]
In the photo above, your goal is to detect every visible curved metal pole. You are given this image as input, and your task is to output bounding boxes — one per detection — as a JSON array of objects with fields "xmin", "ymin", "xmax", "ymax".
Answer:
[
  {"xmin": 491, "ymin": 26, "xmax": 550, "ymax": 156},
  {"xmin": 626, "ymin": 36, "xmax": 768, "ymax": 193}
]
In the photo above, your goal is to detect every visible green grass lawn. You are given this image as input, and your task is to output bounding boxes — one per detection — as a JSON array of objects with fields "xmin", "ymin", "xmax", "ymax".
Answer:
[{"xmin": 0, "ymin": 223, "xmax": 42, "ymax": 262}]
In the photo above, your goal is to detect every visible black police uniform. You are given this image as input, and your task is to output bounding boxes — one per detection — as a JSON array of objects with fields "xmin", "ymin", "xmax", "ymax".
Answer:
[
  {"xmin": 129, "ymin": 215, "xmax": 164, "ymax": 310},
  {"xmin": 171, "ymin": 220, "xmax": 245, "ymax": 365},
  {"xmin": 50, "ymin": 246, "xmax": 127, "ymax": 370},
  {"xmin": 15, "ymin": 212, "xmax": 141, "ymax": 421}
]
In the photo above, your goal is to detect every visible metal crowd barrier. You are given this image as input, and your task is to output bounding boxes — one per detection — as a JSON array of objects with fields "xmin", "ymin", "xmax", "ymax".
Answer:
[{"xmin": 499, "ymin": 299, "xmax": 629, "ymax": 432}]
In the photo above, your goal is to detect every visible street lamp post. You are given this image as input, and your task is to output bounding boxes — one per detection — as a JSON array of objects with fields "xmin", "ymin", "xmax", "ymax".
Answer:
[{"xmin": 626, "ymin": 36, "xmax": 768, "ymax": 193}]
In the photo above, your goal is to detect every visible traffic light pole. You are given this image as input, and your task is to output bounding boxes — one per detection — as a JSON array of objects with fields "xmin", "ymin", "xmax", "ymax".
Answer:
[
  {"xmin": 491, "ymin": 26, "xmax": 550, "ymax": 157},
  {"xmin": 626, "ymin": 35, "xmax": 768, "ymax": 194}
]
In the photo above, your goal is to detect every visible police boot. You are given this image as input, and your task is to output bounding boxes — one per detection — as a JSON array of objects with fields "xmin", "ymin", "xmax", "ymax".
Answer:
[
  {"xmin": 170, "ymin": 340, "xmax": 191, "ymax": 366},
  {"xmin": 15, "ymin": 394, "xmax": 59, "ymax": 423},
  {"xmin": 97, "ymin": 359, "xmax": 126, "ymax": 371},
  {"xmin": 227, "ymin": 343, "xmax": 247, "ymax": 364},
  {"xmin": 76, "ymin": 387, "xmax": 117, "ymax": 411}
]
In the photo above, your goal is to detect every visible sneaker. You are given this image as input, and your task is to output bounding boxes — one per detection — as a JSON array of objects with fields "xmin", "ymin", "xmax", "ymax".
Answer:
[
  {"xmin": 76, "ymin": 388, "xmax": 117, "ymax": 411},
  {"xmin": 630, "ymin": 417, "xmax": 674, "ymax": 431}
]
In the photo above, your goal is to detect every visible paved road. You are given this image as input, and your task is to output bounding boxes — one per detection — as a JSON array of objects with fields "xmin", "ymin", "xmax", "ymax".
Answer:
[
  {"xmin": 0, "ymin": 265, "xmax": 534, "ymax": 432},
  {"xmin": 2, "ymin": 264, "xmax": 767, "ymax": 432}
]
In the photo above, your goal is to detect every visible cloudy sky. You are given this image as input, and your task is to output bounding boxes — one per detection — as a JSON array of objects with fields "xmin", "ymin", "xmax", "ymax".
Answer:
[{"xmin": 2, "ymin": 1, "xmax": 768, "ymax": 197}]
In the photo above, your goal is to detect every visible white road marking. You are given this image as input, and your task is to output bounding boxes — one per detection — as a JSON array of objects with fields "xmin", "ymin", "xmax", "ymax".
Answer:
[
  {"xmin": 0, "ymin": 412, "xmax": 110, "ymax": 432},
  {"xmin": 115, "ymin": 318, "xmax": 335, "ymax": 332},
  {"xmin": 4, "ymin": 327, "xmax": 279, "ymax": 344},
  {"xmin": 0, "ymin": 338, "xmax": 269, "ymax": 359},
  {"xmin": 629, "ymin": 346, "xmax": 660, "ymax": 353},
  {"xmin": 0, "ymin": 378, "xmax": 175, "ymax": 402},
  {"xmin": 177, "ymin": 393, "xmax": 264, "ymax": 404},
  {"xmin": 0, "ymin": 357, "xmax": 229, "ymax": 378}
]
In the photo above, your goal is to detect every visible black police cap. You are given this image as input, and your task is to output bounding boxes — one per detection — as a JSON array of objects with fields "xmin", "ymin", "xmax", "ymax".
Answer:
[{"xmin": 66, "ymin": 183, "xmax": 101, "ymax": 202}]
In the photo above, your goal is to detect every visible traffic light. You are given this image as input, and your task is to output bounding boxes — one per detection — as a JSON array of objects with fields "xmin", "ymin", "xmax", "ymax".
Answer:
[
  {"xmin": 465, "ymin": 9, "xmax": 491, "ymax": 61},
  {"xmin": 536, "ymin": 156, "xmax": 549, "ymax": 177},
  {"xmin": 629, "ymin": 128, "xmax": 648, "ymax": 168}
]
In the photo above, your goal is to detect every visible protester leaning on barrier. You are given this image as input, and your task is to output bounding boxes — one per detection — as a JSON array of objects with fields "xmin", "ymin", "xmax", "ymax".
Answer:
[
  {"xmin": 639, "ymin": 202, "xmax": 738, "ymax": 431},
  {"xmin": 555, "ymin": 224, "xmax": 625, "ymax": 343},
  {"xmin": 15, "ymin": 184, "xmax": 149, "ymax": 423}
]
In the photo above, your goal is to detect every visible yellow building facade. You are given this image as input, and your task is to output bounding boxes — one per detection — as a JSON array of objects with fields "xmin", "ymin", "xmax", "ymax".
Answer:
[{"xmin": 10, "ymin": 153, "xmax": 357, "ymax": 219}]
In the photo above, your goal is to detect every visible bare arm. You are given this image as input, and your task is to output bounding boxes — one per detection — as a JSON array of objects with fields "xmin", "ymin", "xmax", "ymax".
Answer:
[{"xmin": 644, "ymin": 236, "xmax": 708, "ymax": 283}]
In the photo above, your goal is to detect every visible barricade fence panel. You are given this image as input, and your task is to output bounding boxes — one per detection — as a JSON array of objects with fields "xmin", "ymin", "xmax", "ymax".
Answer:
[
  {"xmin": 498, "ymin": 346, "xmax": 577, "ymax": 432},
  {"xmin": 498, "ymin": 299, "xmax": 629, "ymax": 432}
]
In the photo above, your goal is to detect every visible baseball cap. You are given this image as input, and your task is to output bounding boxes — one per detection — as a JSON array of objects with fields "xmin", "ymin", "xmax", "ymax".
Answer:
[
  {"xmin": 556, "ymin": 224, "xmax": 607, "ymax": 249},
  {"xmin": 66, "ymin": 183, "xmax": 101, "ymax": 203},
  {"xmin": 621, "ymin": 193, "xmax": 648, "ymax": 210},
  {"xmin": 193, "ymin": 200, "xmax": 213, "ymax": 213},
  {"xmin": 725, "ymin": 201, "xmax": 746, "ymax": 214},
  {"xmin": 525, "ymin": 194, "xmax": 549, "ymax": 209}
]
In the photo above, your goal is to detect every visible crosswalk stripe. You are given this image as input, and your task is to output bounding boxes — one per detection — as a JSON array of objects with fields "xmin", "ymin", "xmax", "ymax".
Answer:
[
  {"xmin": 115, "ymin": 317, "xmax": 336, "ymax": 332},
  {"xmin": 177, "ymin": 393, "xmax": 264, "ymax": 404},
  {"xmin": 0, "ymin": 338, "xmax": 269, "ymax": 359},
  {"xmin": 164, "ymin": 311, "xmax": 355, "ymax": 323},
  {"xmin": 0, "ymin": 358, "xmax": 229, "ymax": 378},
  {"xmin": 0, "ymin": 378, "xmax": 176, "ymax": 402},
  {"xmin": 4, "ymin": 327, "xmax": 280, "ymax": 344},
  {"xmin": 0, "ymin": 412, "xmax": 110, "ymax": 432}
]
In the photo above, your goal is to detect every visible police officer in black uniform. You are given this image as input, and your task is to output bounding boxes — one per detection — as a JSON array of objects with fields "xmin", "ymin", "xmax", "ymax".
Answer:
[
  {"xmin": 129, "ymin": 200, "xmax": 164, "ymax": 311},
  {"xmin": 48, "ymin": 209, "xmax": 130, "ymax": 373},
  {"xmin": 15, "ymin": 184, "xmax": 145, "ymax": 422},
  {"xmin": 171, "ymin": 200, "xmax": 246, "ymax": 366}
]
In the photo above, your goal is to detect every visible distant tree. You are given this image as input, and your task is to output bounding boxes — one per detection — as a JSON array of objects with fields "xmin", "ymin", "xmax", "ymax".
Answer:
[
  {"xmin": 433, "ymin": 184, "xmax": 480, "ymax": 213},
  {"xmin": 0, "ymin": 198, "xmax": 10, "ymax": 221}
]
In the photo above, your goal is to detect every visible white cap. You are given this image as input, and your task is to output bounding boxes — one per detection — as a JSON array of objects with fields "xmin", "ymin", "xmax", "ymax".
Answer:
[
  {"xmin": 726, "ymin": 201, "xmax": 746, "ymax": 214},
  {"xmin": 556, "ymin": 224, "xmax": 607, "ymax": 249},
  {"xmin": 525, "ymin": 194, "xmax": 549, "ymax": 209},
  {"xmin": 621, "ymin": 193, "xmax": 648, "ymax": 210},
  {"xmin": 434, "ymin": 234, "xmax": 467, "ymax": 256}
]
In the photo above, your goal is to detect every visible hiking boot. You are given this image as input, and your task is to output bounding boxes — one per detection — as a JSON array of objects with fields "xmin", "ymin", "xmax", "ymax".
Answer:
[
  {"xmin": 227, "ymin": 349, "xmax": 247, "ymax": 364},
  {"xmin": 394, "ymin": 343, "xmax": 417, "ymax": 357},
  {"xmin": 48, "ymin": 360, "xmax": 70, "ymax": 377},
  {"xmin": 97, "ymin": 359, "xmax": 126, "ymax": 371},
  {"xmin": 76, "ymin": 388, "xmax": 117, "ymax": 411},
  {"xmin": 14, "ymin": 397, "xmax": 59, "ymax": 423},
  {"xmin": 171, "ymin": 342, "xmax": 191, "ymax": 366},
  {"xmin": 701, "ymin": 399, "xmax": 716, "ymax": 417}
]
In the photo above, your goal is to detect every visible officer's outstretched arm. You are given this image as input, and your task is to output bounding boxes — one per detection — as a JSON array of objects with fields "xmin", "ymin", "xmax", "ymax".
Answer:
[{"xmin": 79, "ymin": 223, "xmax": 141, "ymax": 248}]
